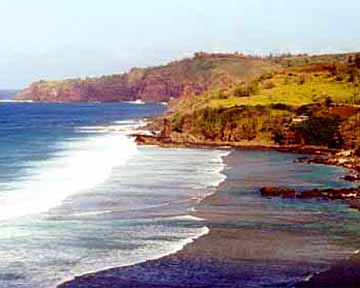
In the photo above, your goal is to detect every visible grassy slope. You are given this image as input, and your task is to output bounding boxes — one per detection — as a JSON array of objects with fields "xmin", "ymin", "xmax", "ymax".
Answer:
[
  {"xmin": 209, "ymin": 71, "xmax": 359, "ymax": 107},
  {"xmin": 166, "ymin": 53, "xmax": 360, "ymax": 148}
]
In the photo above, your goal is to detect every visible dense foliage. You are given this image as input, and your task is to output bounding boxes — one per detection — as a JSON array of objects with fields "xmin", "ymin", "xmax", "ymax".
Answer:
[
  {"xmin": 166, "ymin": 52, "xmax": 360, "ymax": 149},
  {"xmin": 172, "ymin": 105, "xmax": 293, "ymax": 143},
  {"xmin": 294, "ymin": 115, "xmax": 342, "ymax": 148}
]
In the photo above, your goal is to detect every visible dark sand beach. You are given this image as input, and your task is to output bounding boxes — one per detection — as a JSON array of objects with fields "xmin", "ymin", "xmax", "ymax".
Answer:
[
  {"xmin": 296, "ymin": 254, "xmax": 360, "ymax": 287},
  {"xmin": 59, "ymin": 150, "xmax": 360, "ymax": 288}
]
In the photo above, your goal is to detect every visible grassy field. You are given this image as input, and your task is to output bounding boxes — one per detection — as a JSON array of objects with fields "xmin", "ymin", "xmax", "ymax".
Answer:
[{"xmin": 209, "ymin": 71, "xmax": 360, "ymax": 108}]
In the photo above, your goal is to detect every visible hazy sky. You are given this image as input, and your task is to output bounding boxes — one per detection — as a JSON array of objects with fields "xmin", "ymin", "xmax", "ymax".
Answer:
[{"xmin": 1, "ymin": 0, "xmax": 359, "ymax": 88}]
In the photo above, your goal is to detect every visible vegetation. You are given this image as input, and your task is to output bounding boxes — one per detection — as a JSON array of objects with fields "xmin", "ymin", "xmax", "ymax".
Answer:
[
  {"xmin": 294, "ymin": 114, "xmax": 342, "ymax": 148},
  {"xmin": 340, "ymin": 112, "xmax": 360, "ymax": 149},
  {"xmin": 172, "ymin": 105, "xmax": 294, "ymax": 143},
  {"xmin": 166, "ymin": 52, "xmax": 360, "ymax": 149}
]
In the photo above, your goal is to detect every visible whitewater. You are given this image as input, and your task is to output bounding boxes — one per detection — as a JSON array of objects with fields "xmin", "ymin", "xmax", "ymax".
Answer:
[{"xmin": 0, "ymin": 102, "xmax": 229, "ymax": 288}]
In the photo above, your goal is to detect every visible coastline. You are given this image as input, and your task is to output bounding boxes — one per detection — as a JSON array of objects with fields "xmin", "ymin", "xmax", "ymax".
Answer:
[
  {"xmin": 57, "ymin": 150, "xmax": 232, "ymax": 288},
  {"xmin": 295, "ymin": 252, "xmax": 360, "ymax": 288},
  {"xmin": 134, "ymin": 129, "xmax": 360, "ymax": 179},
  {"xmin": 10, "ymin": 49, "xmax": 360, "ymax": 287},
  {"xmin": 58, "ymin": 145, "xmax": 359, "ymax": 288},
  {"xmin": 56, "ymin": 224, "xmax": 211, "ymax": 288},
  {"xmin": 58, "ymin": 154, "xmax": 257, "ymax": 288},
  {"xmin": 133, "ymin": 132, "xmax": 337, "ymax": 154}
]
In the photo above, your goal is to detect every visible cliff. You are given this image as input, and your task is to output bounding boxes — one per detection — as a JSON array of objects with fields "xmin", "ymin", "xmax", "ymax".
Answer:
[{"xmin": 16, "ymin": 53, "xmax": 279, "ymax": 103}]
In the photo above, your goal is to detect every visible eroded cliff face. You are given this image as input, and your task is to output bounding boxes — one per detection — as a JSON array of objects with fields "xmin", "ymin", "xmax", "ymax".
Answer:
[{"xmin": 16, "ymin": 53, "xmax": 278, "ymax": 103}]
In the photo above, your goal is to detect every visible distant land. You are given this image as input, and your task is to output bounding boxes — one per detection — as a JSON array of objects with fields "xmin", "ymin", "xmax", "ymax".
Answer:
[
  {"xmin": 16, "ymin": 51, "xmax": 360, "ymax": 151},
  {"xmin": 16, "ymin": 52, "xmax": 275, "ymax": 103},
  {"xmin": 16, "ymin": 52, "xmax": 360, "ymax": 104},
  {"xmin": 0, "ymin": 89, "xmax": 19, "ymax": 100}
]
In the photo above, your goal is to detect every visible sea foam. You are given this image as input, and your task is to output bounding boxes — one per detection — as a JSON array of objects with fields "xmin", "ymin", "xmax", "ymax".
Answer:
[{"xmin": 0, "ymin": 122, "xmax": 140, "ymax": 222}]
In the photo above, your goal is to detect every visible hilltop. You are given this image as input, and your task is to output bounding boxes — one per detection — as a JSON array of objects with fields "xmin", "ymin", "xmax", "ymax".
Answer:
[{"xmin": 16, "ymin": 53, "xmax": 279, "ymax": 103}]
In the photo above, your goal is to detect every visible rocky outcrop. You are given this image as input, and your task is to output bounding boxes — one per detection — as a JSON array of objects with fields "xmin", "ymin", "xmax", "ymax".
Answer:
[
  {"xmin": 260, "ymin": 187, "xmax": 296, "ymax": 198},
  {"xmin": 344, "ymin": 174, "xmax": 360, "ymax": 181},
  {"xmin": 297, "ymin": 187, "xmax": 360, "ymax": 200},
  {"xmin": 260, "ymin": 186, "xmax": 360, "ymax": 211},
  {"xmin": 297, "ymin": 150, "xmax": 360, "ymax": 182}
]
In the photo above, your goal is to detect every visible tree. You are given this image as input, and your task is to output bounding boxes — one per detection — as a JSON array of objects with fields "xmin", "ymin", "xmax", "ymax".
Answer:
[
  {"xmin": 355, "ymin": 54, "xmax": 360, "ymax": 69},
  {"xmin": 295, "ymin": 115, "xmax": 343, "ymax": 148},
  {"xmin": 325, "ymin": 96, "xmax": 334, "ymax": 107}
]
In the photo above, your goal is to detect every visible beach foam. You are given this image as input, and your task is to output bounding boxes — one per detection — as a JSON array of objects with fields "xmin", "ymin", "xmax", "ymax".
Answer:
[
  {"xmin": 50, "ymin": 145, "xmax": 229, "ymax": 288},
  {"xmin": 0, "ymin": 122, "xmax": 140, "ymax": 222},
  {"xmin": 0, "ymin": 112, "xmax": 230, "ymax": 288},
  {"xmin": 56, "ymin": 224, "xmax": 209, "ymax": 288}
]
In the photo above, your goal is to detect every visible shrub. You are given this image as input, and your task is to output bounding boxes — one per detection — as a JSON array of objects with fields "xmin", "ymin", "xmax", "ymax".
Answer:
[
  {"xmin": 217, "ymin": 89, "xmax": 229, "ymax": 99},
  {"xmin": 295, "ymin": 115, "xmax": 343, "ymax": 148},
  {"xmin": 324, "ymin": 96, "xmax": 334, "ymax": 107},
  {"xmin": 270, "ymin": 103, "xmax": 293, "ymax": 111},
  {"xmin": 263, "ymin": 80, "xmax": 276, "ymax": 89},
  {"xmin": 233, "ymin": 80, "xmax": 259, "ymax": 97},
  {"xmin": 348, "ymin": 67, "xmax": 360, "ymax": 83},
  {"xmin": 298, "ymin": 74, "xmax": 306, "ymax": 85},
  {"xmin": 355, "ymin": 54, "xmax": 360, "ymax": 68},
  {"xmin": 259, "ymin": 72, "xmax": 274, "ymax": 81},
  {"xmin": 283, "ymin": 76, "xmax": 290, "ymax": 85},
  {"xmin": 355, "ymin": 146, "xmax": 360, "ymax": 156},
  {"xmin": 340, "ymin": 112, "xmax": 360, "ymax": 149}
]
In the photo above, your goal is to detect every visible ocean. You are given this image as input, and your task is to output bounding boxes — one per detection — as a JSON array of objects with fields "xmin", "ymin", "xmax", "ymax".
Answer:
[
  {"xmin": 0, "ymin": 103, "xmax": 228, "ymax": 288},
  {"xmin": 0, "ymin": 103, "xmax": 358, "ymax": 288}
]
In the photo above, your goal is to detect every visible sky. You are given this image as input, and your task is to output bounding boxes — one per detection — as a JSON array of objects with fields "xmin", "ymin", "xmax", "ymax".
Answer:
[{"xmin": 1, "ymin": 0, "xmax": 360, "ymax": 88}]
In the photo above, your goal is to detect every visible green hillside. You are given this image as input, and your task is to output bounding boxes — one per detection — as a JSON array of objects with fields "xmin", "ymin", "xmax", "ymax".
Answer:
[{"xmin": 163, "ymin": 53, "xmax": 360, "ymax": 149}]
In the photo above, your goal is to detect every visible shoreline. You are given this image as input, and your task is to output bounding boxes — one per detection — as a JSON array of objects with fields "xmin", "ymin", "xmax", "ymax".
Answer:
[
  {"xmin": 133, "ymin": 133, "xmax": 337, "ymax": 154},
  {"xmin": 56, "ymin": 118, "xmax": 359, "ymax": 287},
  {"xmin": 56, "ymin": 225, "xmax": 211, "ymax": 288},
  {"xmin": 133, "ymin": 131, "xmax": 360, "ymax": 179},
  {"xmin": 295, "ymin": 251, "xmax": 360, "ymax": 288},
  {"xmin": 57, "ymin": 150, "xmax": 230, "ymax": 288},
  {"xmin": 58, "ymin": 146, "xmax": 359, "ymax": 288}
]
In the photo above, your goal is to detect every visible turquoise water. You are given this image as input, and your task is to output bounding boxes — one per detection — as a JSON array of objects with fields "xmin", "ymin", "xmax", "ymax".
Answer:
[{"xmin": 213, "ymin": 150, "xmax": 359, "ymax": 287}]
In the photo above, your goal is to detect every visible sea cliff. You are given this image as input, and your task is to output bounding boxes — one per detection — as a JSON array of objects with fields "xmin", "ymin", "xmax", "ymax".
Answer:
[{"xmin": 16, "ymin": 53, "xmax": 278, "ymax": 103}]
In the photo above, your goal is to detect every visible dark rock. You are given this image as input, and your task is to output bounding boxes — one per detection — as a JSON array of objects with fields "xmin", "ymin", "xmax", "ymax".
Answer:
[
  {"xmin": 134, "ymin": 135, "xmax": 168, "ymax": 145},
  {"xmin": 349, "ymin": 200, "xmax": 360, "ymax": 211},
  {"xmin": 296, "ymin": 189, "xmax": 325, "ymax": 199},
  {"xmin": 344, "ymin": 174, "xmax": 360, "ymax": 182},
  {"xmin": 260, "ymin": 187, "xmax": 360, "ymax": 201},
  {"xmin": 260, "ymin": 187, "xmax": 296, "ymax": 198}
]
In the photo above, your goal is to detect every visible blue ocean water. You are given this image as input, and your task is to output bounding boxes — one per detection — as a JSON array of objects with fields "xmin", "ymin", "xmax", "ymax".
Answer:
[
  {"xmin": 0, "ymin": 103, "xmax": 358, "ymax": 288},
  {"xmin": 0, "ymin": 103, "xmax": 228, "ymax": 288}
]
